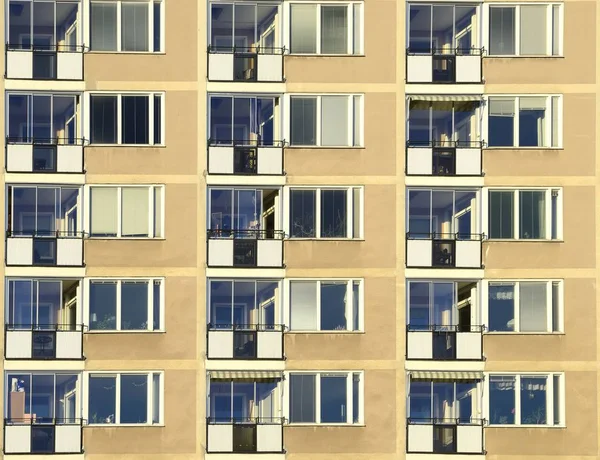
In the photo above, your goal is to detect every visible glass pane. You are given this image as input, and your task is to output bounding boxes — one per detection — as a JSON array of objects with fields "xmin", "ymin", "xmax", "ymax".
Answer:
[
  {"xmin": 553, "ymin": 375, "xmax": 560, "ymax": 424},
  {"xmin": 121, "ymin": 375, "xmax": 148, "ymax": 423},
  {"xmin": 320, "ymin": 375, "xmax": 347, "ymax": 423},
  {"xmin": 55, "ymin": 375, "xmax": 78, "ymax": 424},
  {"xmin": 488, "ymin": 283, "xmax": 515, "ymax": 332},
  {"xmin": 431, "ymin": 5, "xmax": 453, "ymax": 53},
  {"xmin": 91, "ymin": 3, "xmax": 117, "ymax": 51},
  {"xmin": 290, "ymin": 281, "xmax": 317, "ymax": 330},
  {"xmin": 290, "ymin": 98, "xmax": 317, "ymax": 146},
  {"xmin": 489, "ymin": 7, "xmax": 515, "ymax": 55},
  {"xmin": 8, "ymin": 280, "xmax": 33, "ymax": 328},
  {"xmin": 290, "ymin": 374, "xmax": 316, "ymax": 422},
  {"xmin": 289, "ymin": 189, "xmax": 316, "ymax": 237},
  {"xmin": 233, "ymin": 281, "xmax": 256, "ymax": 326},
  {"xmin": 519, "ymin": 282, "xmax": 547, "ymax": 332},
  {"xmin": 257, "ymin": 281, "xmax": 278, "ymax": 327},
  {"xmin": 290, "ymin": 4, "xmax": 317, "ymax": 53},
  {"xmin": 409, "ymin": 5, "xmax": 432, "ymax": 53},
  {"xmin": 90, "ymin": 96, "xmax": 117, "ymax": 144},
  {"xmin": 320, "ymin": 282, "xmax": 347, "ymax": 330},
  {"xmin": 431, "ymin": 190, "xmax": 454, "ymax": 237},
  {"xmin": 321, "ymin": 96, "xmax": 349, "ymax": 146},
  {"xmin": 33, "ymin": 1, "xmax": 55, "ymax": 49},
  {"xmin": 519, "ymin": 191, "xmax": 546, "ymax": 239},
  {"xmin": 32, "ymin": 374, "xmax": 55, "ymax": 420},
  {"xmin": 32, "ymin": 95, "xmax": 51, "ymax": 141},
  {"xmin": 409, "ymin": 381, "xmax": 432, "ymax": 420},
  {"xmin": 211, "ymin": 3, "xmax": 232, "ymax": 49},
  {"xmin": 154, "ymin": 186, "xmax": 163, "ymax": 237},
  {"xmin": 432, "ymin": 283, "xmax": 454, "ymax": 327},
  {"xmin": 455, "ymin": 7, "xmax": 477, "ymax": 51},
  {"xmin": 321, "ymin": 189, "xmax": 347, "ymax": 237},
  {"xmin": 12, "ymin": 187, "xmax": 37, "ymax": 236},
  {"xmin": 408, "ymin": 190, "xmax": 431, "ymax": 237},
  {"xmin": 89, "ymin": 376, "xmax": 116, "ymax": 423},
  {"xmin": 154, "ymin": 95, "xmax": 162, "ymax": 144},
  {"xmin": 152, "ymin": 373, "xmax": 160, "ymax": 423},
  {"xmin": 456, "ymin": 382, "xmax": 476, "ymax": 423},
  {"xmin": 210, "ymin": 280, "xmax": 233, "ymax": 328},
  {"xmin": 121, "ymin": 281, "xmax": 149, "ymax": 330},
  {"xmin": 552, "ymin": 6, "xmax": 560, "ymax": 55},
  {"xmin": 488, "ymin": 98, "xmax": 515, "ymax": 147},
  {"xmin": 153, "ymin": 281, "xmax": 161, "ymax": 330},
  {"xmin": 321, "ymin": 6, "xmax": 347, "ymax": 54},
  {"xmin": 210, "ymin": 96, "xmax": 233, "ymax": 144},
  {"xmin": 352, "ymin": 281, "xmax": 360, "ymax": 331},
  {"xmin": 7, "ymin": 374, "xmax": 31, "ymax": 421},
  {"xmin": 454, "ymin": 101, "xmax": 478, "ymax": 144},
  {"xmin": 408, "ymin": 101, "xmax": 431, "ymax": 145},
  {"xmin": 209, "ymin": 189, "xmax": 232, "ymax": 233},
  {"xmin": 56, "ymin": 2, "xmax": 79, "ymax": 51},
  {"xmin": 409, "ymin": 282, "xmax": 430, "ymax": 329},
  {"xmin": 234, "ymin": 4, "xmax": 256, "ymax": 52},
  {"xmin": 9, "ymin": 1, "xmax": 32, "ymax": 50},
  {"xmin": 209, "ymin": 381, "xmax": 232, "ymax": 421},
  {"xmin": 551, "ymin": 281, "xmax": 560, "ymax": 332},
  {"xmin": 519, "ymin": 97, "xmax": 546, "ymax": 147},
  {"xmin": 122, "ymin": 96, "xmax": 149, "ymax": 144},
  {"xmin": 352, "ymin": 373, "xmax": 360, "ymax": 422},
  {"xmin": 37, "ymin": 281, "xmax": 61, "ymax": 328},
  {"xmin": 8, "ymin": 94, "xmax": 30, "ymax": 142},
  {"xmin": 353, "ymin": 4, "xmax": 361, "ymax": 54},
  {"xmin": 89, "ymin": 282, "xmax": 117, "ymax": 330},
  {"xmin": 489, "ymin": 376, "xmax": 515, "ymax": 424},
  {"xmin": 122, "ymin": 187, "xmax": 149, "ymax": 237},
  {"xmin": 90, "ymin": 187, "xmax": 118, "ymax": 236},
  {"xmin": 153, "ymin": 2, "xmax": 161, "ymax": 51},
  {"xmin": 520, "ymin": 5, "xmax": 546, "ymax": 55},
  {"xmin": 521, "ymin": 376, "xmax": 547, "ymax": 424},
  {"xmin": 551, "ymin": 96, "xmax": 559, "ymax": 147},
  {"xmin": 53, "ymin": 96, "xmax": 77, "ymax": 145},
  {"xmin": 122, "ymin": 3, "xmax": 149, "ymax": 51},
  {"xmin": 433, "ymin": 382, "xmax": 454, "ymax": 420},
  {"xmin": 489, "ymin": 191, "xmax": 514, "ymax": 239}
]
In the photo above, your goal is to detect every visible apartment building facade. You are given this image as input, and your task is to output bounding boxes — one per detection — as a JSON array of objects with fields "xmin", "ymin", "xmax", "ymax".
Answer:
[{"xmin": 0, "ymin": 0, "xmax": 597, "ymax": 460}]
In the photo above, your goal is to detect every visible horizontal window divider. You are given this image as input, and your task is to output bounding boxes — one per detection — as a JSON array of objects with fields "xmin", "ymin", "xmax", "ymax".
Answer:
[
  {"xmin": 207, "ymin": 45, "xmax": 287, "ymax": 55},
  {"xmin": 406, "ymin": 232, "xmax": 486, "ymax": 241},
  {"xmin": 407, "ymin": 417, "xmax": 486, "ymax": 426},
  {"xmin": 6, "ymin": 136, "xmax": 89, "ymax": 147},
  {"xmin": 5, "ymin": 323, "xmax": 86, "ymax": 332},
  {"xmin": 206, "ymin": 416, "xmax": 286, "ymax": 425},
  {"xmin": 208, "ymin": 139, "xmax": 287, "ymax": 148},
  {"xmin": 207, "ymin": 323, "xmax": 286, "ymax": 332},
  {"xmin": 407, "ymin": 324, "xmax": 486, "ymax": 333},
  {"xmin": 207, "ymin": 229, "xmax": 285, "ymax": 240},
  {"xmin": 406, "ymin": 46, "xmax": 485, "ymax": 56},
  {"xmin": 6, "ymin": 44, "xmax": 88, "ymax": 53}
]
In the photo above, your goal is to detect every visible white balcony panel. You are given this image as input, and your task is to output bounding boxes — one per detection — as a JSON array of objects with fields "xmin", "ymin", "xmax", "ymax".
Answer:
[
  {"xmin": 208, "ymin": 424, "xmax": 234, "ymax": 452},
  {"xmin": 55, "ymin": 424, "xmax": 82, "ymax": 453},
  {"xmin": 4, "ymin": 425, "xmax": 31, "ymax": 453},
  {"xmin": 407, "ymin": 55, "xmax": 432, "ymax": 83},
  {"xmin": 257, "ymin": 331, "xmax": 283, "ymax": 359},
  {"xmin": 257, "ymin": 148, "xmax": 283, "ymax": 175},
  {"xmin": 407, "ymin": 424, "xmax": 433, "ymax": 453},
  {"xmin": 406, "ymin": 239, "xmax": 432, "ymax": 267},
  {"xmin": 6, "ymin": 145, "xmax": 33, "ymax": 172},
  {"xmin": 407, "ymin": 148, "xmax": 432, "ymax": 175},
  {"xmin": 456, "ymin": 55, "xmax": 481, "ymax": 83},
  {"xmin": 56, "ymin": 331, "xmax": 83, "ymax": 359},
  {"xmin": 455, "ymin": 240, "xmax": 481, "ymax": 268},
  {"xmin": 257, "ymin": 54, "xmax": 283, "ymax": 82},
  {"xmin": 57, "ymin": 238, "xmax": 83, "ymax": 266},
  {"xmin": 257, "ymin": 424, "xmax": 282, "ymax": 452},
  {"xmin": 208, "ymin": 239, "xmax": 234, "ymax": 267},
  {"xmin": 456, "ymin": 148, "xmax": 481, "ymax": 176},
  {"xmin": 7, "ymin": 238, "xmax": 33, "ymax": 266},
  {"xmin": 457, "ymin": 424, "xmax": 483, "ymax": 453},
  {"xmin": 456, "ymin": 332, "xmax": 482, "ymax": 360},
  {"xmin": 57, "ymin": 145, "xmax": 84, "ymax": 173},
  {"xmin": 406, "ymin": 331, "xmax": 433, "ymax": 359},
  {"xmin": 209, "ymin": 54, "xmax": 234, "ymax": 81},
  {"xmin": 57, "ymin": 52, "xmax": 83, "ymax": 80},
  {"xmin": 208, "ymin": 147, "xmax": 235, "ymax": 174},
  {"xmin": 208, "ymin": 330, "xmax": 234, "ymax": 359},
  {"xmin": 7, "ymin": 51, "xmax": 33, "ymax": 79},
  {"xmin": 6, "ymin": 331, "xmax": 33, "ymax": 359},
  {"xmin": 257, "ymin": 240, "xmax": 282, "ymax": 267}
]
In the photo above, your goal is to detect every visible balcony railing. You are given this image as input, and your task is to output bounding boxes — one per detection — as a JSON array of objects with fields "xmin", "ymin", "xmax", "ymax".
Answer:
[
  {"xmin": 208, "ymin": 140, "xmax": 285, "ymax": 175},
  {"xmin": 406, "ymin": 325, "xmax": 484, "ymax": 360},
  {"xmin": 406, "ymin": 140, "xmax": 484, "ymax": 176},
  {"xmin": 406, "ymin": 232, "xmax": 484, "ymax": 268},
  {"xmin": 6, "ymin": 44, "xmax": 85, "ymax": 81},
  {"xmin": 5, "ymin": 324, "xmax": 85, "ymax": 360},
  {"xmin": 406, "ymin": 47, "xmax": 484, "ymax": 84},
  {"xmin": 207, "ymin": 229, "xmax": 284, "ymax": 268},
  {"xmin": 4, "ymin": 418, "xmax": 84, "ymax": 454},
  {"xmin": 206, "ymin": 417, "xmax": 285, "ymax": 453},
  {"xmin": 207, "ymin": 324, "xmax": 285, "ymax": 360},
  {"xmin": 207, "ymin": 46, "xmax": 285, "ymax": 82},
  {"xmin": 407, "ymin": 418, "xmax": 485, "ymax": 454},
  {"xmin": 6, "ymin": 230, "xmax": 85, "ymax": 267},
  {"xmin": 6, "ymin": 137, "xmax": 86, "ymax": 173}
]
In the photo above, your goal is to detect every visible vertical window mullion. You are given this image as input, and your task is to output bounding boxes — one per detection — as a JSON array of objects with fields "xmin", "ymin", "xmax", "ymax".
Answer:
[
  {"xmin": 547, "ymin": 374, "xmax": 554, "ymax": 426},
  {"xmin": 116, "ymin": 2, "xmax": 122, "ymax": 51},
  {"xmin": 116, "ymin": 281, "xmax": 122, "ymax": 330},
  {"xmin": 316, "ymin": 6, "xmax": 321, "ymax": 54},
  {"xmin": 515, "ymin": 6, "xmax": 521, "ymax": 56},
  {"xmin": 346, "ymin": 280, "xmax": 352, "ymax": 331},
  {"xmin": 545, "ymin": 189, "xmax": 552, "ymax": 240},
  {"xmin": 117, "ymin": 95, "xmax": 123, "ymax": 144},
  {"xmin": 316, "ymin": 188, "xmax": 322, "ymax": 237},
  {"xmin": 148, "ymin": 280, "xmax": 154, "ymax": 331},
  {"xmin": 546, "ymin": 281, "xmax": 552, "ymax": 333},
  {"xmin": 148, "ymin": 1, "xmax": 154, "ymax": 53},
  {"xmin": 117, "ymin": 187, "xmax": 123, "ymax": 237},
  {"xmin": 315, "ymin": 373, "xmax": 321, "ymax": 423},
  {"xmin": 514, "ymin": 190, "xmax": 519, "ymax": 239},
  {"xmin": 116, "ymin": 374, "xmax": 122, "ymax": 423},
  {"xmin": 346, "ymin": 373, "xmax": 352, "ymax": 423},
  {"xmin": 347, "ymin": 4, "xmax": 353, "ymax": 54},
  {"xmin": 346, "ymin": 187, "xmax": 352, "ymax": 238},
  {"xmin": 149, "ymin": 94, "xmax": 155, "ymax": 146},
  {"xmin": 147, "ymin": 374, "xmax": 152, "ymax": 424},
  {"xmin": 148, "ymin": 186, "xmax": 154, "ymax": 237},
  {"xmin": 546, "ymin": 4, "xmax": 552, "ymax": 55},
  {"xmin": 513, "ymin": 97, "xmax": 519, "ymax": 147},
  {"xmin": 316, "ymin": 96, "xmax": 322, "ymax": 146},
  {"xmin": 514, "ymin": 282, "xmax": 520, "ymax": 332},
  {"xmin": 514, "ymin": 375, "xmax": 521, "ymax": 424},
  {"xmin": 316, "ymin": 281, "xmax": 321, "ymax": 331}
]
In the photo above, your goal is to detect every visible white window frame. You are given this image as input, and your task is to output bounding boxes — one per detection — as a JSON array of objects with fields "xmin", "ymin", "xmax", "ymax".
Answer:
[
  {"xmin": 87, "ymin": 0, "xmax": 164, "ymax": 53},
  {"xmin": 285, "ymin": 1, "xmax": 364, "ymax": 55},
  {"xmin": 285, "ymin": 94, "xmax": 364, "ymax": 147},
  {"xmin": 283, "ymin": 185, "xmax": 364, "ymax": 239},
  {"xmin": 481, "ymin": 279, "xmax": 564, "ymax": 333},
  {"xmin": 483, "ymin": 3, "xmax": 564, "ymax": 57},
  {"xmin": 484, "ymin": 94, "xmax": 563, "ymax": 148},
  {"xmin": 484, "ymin": 372, "xmax": 565, "ymax": 427},
  {"xmin": 85, "ymin": 184, "xmax": 165, "ymax": 239},
  {"xmin": 84, "ymin": 371, "xmax": 164, "ymax": 426},
  {"xmin": 284, "ymin": 371, "xmax": 364, "ymax": 425},
  {"xmin": 83, "ymin": 277, "xmax": 165, "ymax": 332},
  {"xmin": 483, "ymin": 187, "xmax": 563, "ymax": 241},
  {"xmin": 85, "ymin": 92, "xmax": 165, "ymax": 146},
  {"xmin": 284, "ymin": 278, "xmax": 364, "ymax": 332}
]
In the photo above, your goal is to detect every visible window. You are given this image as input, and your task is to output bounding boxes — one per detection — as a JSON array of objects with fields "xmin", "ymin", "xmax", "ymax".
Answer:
[
  {"xmin": 90, "ymin": 1, "xmax": 163, "ymax": 52},
  {"xmin": 89, "ymin": 93, "xmax": 164, "ymax": 145},
  {"xmin": 289, "ymin": 372, "xmax": 362, "ymax": 424},
  {"xmin": 290, "ymin": 3, "xmax": 362, "ymax": 54},
  {"xmin": 487, "ymin": 280, "xmax": 562, "ymax": 333},
  {"xmin": 289, "ymin": 280, "xmax": 362, "ymax": 331},
  {"xmin": 488, "ymin": 374, "xmax": 564, "ymax": 426},
  {"xmin": 489, "ymin": 4, "xmax": 561, "ymax": 56},
  {"xmin": 288, "ymin": 187, "xmax": 363, "ymax": 239},
  {"xmin": 208, "ymin": 379, "xmax": 282, "ymax": 422},
  {"xmin": 409, "ymin": 379, "xmax": 481, "ymax": 423},
  {"xmin": 488, "ymin": 189, "xmax": 562, "ymax": 240},
  {"xmin": 87, "ymin": 279, "xmax": 163, "ymax": 331},
  {"xmin": 88, "ymin": 372, "xmax": 163, "ymax": 424},
  {"xmin": 487, "ymin": 96, "xmax": 561, "ymax": 147},
  {"xmin": 89, "ymin": 185, "xmax": 164, "ymax": 238},
  {"xmin": 289, "ymin": 95, "xmax": 362, "ymax": 146}
]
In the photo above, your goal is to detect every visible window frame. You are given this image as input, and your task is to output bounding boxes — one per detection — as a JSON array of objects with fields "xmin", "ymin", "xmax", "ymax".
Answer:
[
  {"xmin": 285, "ymin": 278, "xmax": 364, "ymax": 332},
  {"xmin": 485, "ymin": 187, "xmax": 563, "ymax": 241},
  {"xmin": 86, "ymin": 184, "xmax": 165, "ymax": 239},
  {"xmin": 85, "ymin": 371, "xmax": 164, "ymax": 426},
  {"xmin": 87, "ymin": 0, "xmax": 165, "ymax": 53},
  {"xmin": 86, "ymin": 92, "xmax": 165, "ymax": 146},
  {"xmin": 485, "ymin": 372, "xmax": 565, "ymax": 427},
  {"xmin": 284, "ymin": 185, "xmax": 364, "ymax": 239},
  {"xmin": 286, "ymin": 371, "xmax": 364, "ymax": 425},
  {"xmin": 483, "ymin": 279, "xmax": 564, "ymax": 333}
]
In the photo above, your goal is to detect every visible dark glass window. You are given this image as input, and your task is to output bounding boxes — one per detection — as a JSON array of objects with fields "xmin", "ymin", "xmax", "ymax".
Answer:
[{"xmin": 90, "ymin": 96, "xmax": 117, "ymax": 144}]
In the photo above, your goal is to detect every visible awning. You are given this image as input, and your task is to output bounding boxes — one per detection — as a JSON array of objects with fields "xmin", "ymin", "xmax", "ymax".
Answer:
[
  {"xmin": 409, "ymin": 371, "xmax": 483, "ymax": 380},
  {"xmin": 209, "ymin": 370, "xmax": 283, "ymax": 380},
  {"xmin": 408, "ymin": 95, "xmax": 483, "ymax": 102}
]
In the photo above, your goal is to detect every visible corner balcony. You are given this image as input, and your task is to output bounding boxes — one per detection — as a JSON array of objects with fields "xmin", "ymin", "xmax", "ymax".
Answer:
[
  {"xmin": 406, "ymin": 233, "xmax": 483, "ymax": 269},
  {"xmin": 5, "ymin": 324, "xmax": 84, "ymax": 360},
  {"xmin": 407, "ymin": 418, "xmax": 485, "ymax": 454},
  {"xmin": 6, "ymin": 45, "xmax": 85, "ymax": 81},
  {"xmin": 208, "ymin": 140, "xmax": 284, "ymax": 176},
  {"xmin": 207, "ymin": 324, "xmax": 284, "ymax": 360},
  {"xmin": 208, "ymin": 46, "xmax": 284, "ymax": 82},
  {"xmin": 6, "ymin": 137, "xmax": 85, "ymax": 174},
  {"xmin": 406, "ymin": 325, "xmax": 484, "ymax": 360},
  {"xmin": 4, "ymin": 418, "xmax": 83, "ymax": 454},
  {"xmin": 406, "ymin": 48, "xmax": 483, "ymax": 84},
  {"xmin": 207, "ymin": 417, "xmax": 284, "ymax": 454},
  {"xmin": 406, "ymin": 141, "xmax": 483, "ymax": 176},
  {"xmin": 207, "ymin": 230, "xmax": 284, "ymax": 268},
  {"xmin": 6, "ymin": 231, "xmax": 84, "ymax": 267}
]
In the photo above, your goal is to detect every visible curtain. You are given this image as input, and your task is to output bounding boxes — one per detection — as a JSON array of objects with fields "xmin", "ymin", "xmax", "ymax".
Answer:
[
  {"xmin": 290, "ymin": 4, "xmax": 317, "ymax": 53},
  {"xmin": 91, "ymin": 187, "xmax": 117, "ymax": 236},
  {"xmin": 519, "ymin": 282, "xmax": 547, "ymax": 331},
  {"xmin": 519, "ymin": 190, "xmax": 546, "ymax": 239},
  {"xmin": 520, "ymin": 5, "xmax": 546, "ymax": 55},
  {"xmin": 290, "ymin": 98, "xmax": 316, "ymax": 146},
  {"xmin": 290, "ymin": 282, "xmax": 317, "ymax": 330},
  {"xmin": 321, "ymin": 96, "xmax": 348, "ymax": 146},
  {"xmin": 122, "ymin": 188, "xmax": 149, "ymax": 237},
  {"xmin": 91, "ymin": 3, "xmax": 117, "ymax": 51},
  {"xmin": 321, "ymin": 5, "xmax": 347, "ymax": 54},
  {"xmin": 489, "ymin": 7, "xmax": 515, "ymax": 55},
  {"xmin": 122, "ymin": 3, "xmax": 149, "ymax": 51}
]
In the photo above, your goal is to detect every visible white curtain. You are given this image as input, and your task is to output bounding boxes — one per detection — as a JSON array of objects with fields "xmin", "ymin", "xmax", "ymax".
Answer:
[{"xmin": 90, "ymin": 187, "xmax": 117, "ymax": 235}]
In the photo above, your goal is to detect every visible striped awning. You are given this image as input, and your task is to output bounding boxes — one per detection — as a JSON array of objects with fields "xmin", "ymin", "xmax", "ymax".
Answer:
[
  {"xmin": 409, "ymin": 371, "xmax": 483, "ymax": 380},
  {"xmin": 208, "ymin": 370, "xmax": 283, "ymax": 380},
  {"xmin": 408, "ymin": 95, "xmax": 483, "ymax": 102}
]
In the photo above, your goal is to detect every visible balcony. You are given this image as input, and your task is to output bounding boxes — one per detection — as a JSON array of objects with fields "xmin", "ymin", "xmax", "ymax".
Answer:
[
  {"xmin": 207, "ymin": 230, "xmax": 284, "ymax": 268},
  {"xmin": 407, "ymin": 48, "xmax": 483, "ymax": 84},
  {"xmin": 5, "ymin": 324, "xmax": 84, "ymax": 360},
  {"xmin": 407, "ymin": 418, "xmax": 484, "ymax": 454},
  {"xmin": 4, "ymin": 418, "xmax": 83, "ymax": 454},
  {"xmin": 406, "ymin": 141, "xmax": 483, "ymax": 176},
  {"xmin": 6, "ymin": 45, "xmax": 85, "ymax": 81},
  {"xmin": 406, "ymin": 325, "xmax": 484, "ymax": 360},
  {"xmin": 207, "ymin": 324, "xmax": 284, "ymax": 360},
  {"xmin": 6, "ymin": 231, "xmax": 84, "ymax": 267},
  {"xmin": 208, "ymin": 141, "xmax": 284, "ymax": 175},
  {"xmin": 6, "ymin": 138, "xmax": 85, "ymax": 173},
  {"xmin": 406, "ymin": 233, "xmax": 483, "ymax": 268},
  {"xmin": 207, "ymin": 417, "xmax": 284, "ymax": 453},
  {"xmin": 208, "ymin": 46, "xmax": 284, "ymax": 82}
]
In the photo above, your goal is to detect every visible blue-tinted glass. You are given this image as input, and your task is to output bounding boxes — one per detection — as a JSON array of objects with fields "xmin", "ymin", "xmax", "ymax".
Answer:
[
  {"xmin": 120, "ymin": 375, "xmax": 147, "ymax": 423},
  {"xmin": 408, "ymin": 190, "xmax": 431, "ymax": 237},
  {"xmin": 320, "ymin": 282, "xmax": 347, "ymax": 330},
  {"xmin": 488, "ymin": 115, "xmax": 514, "ymax": 147},
  {"xmin": 90, "ymin": 96, "xmax": 117, "ymax": 144},
  {"xmin": 257, "ymin": 98, "xmax": 275, "ymax": 145},
  {"xmin": 233, "ymin": 281, "xmax": 256, "ymax": 326},
  {"xmin": 211, "ymin": 4, "xmax": 233, "ymax": 48},
  {"xmin": 489, "ymin": 191, "xmax": 514, "ymax": 238},
  {"xmin": 519, "ymin": 110, "xmax": 544, "ymax": 147},
  {"xmin": 235, "ymin": 189, "xmax": 260, "ymax": 232},
  {"xmin": 210, "ymin": 382, "xmax": 232, "ymax": 422},
  {"xmin": 210, "ymin": 97, "xmax": 233, "ymax": 144},
  {"xmin": 210, "ymin": 189, "xmax": 233, "ymax": 232},
  {"xmin": 433, "ymin": 382, "xmax": 454, "ymax": 421},
  {"xmin": 320, "ymin": 375, "xmax": 346, "ymax": 423},
  {"xmin": 12, "ymin": 187, "xmax": 37, "ymax": 236},
  {"xmin": 432, "ymin": 283, "xmax": 454, "ymax": 328},
  {"xmin": 7, "ymin": 374, "xmax": 31, "ymax": 420},
  {"xmin": 122, "ymin": 96, "xmax": 149, "ymax": 144},
  {"xmin": 9, "ymin": 280, "xmax": 33, "ymax": 328},
  {"xmin": 408, "ymin": 101, "xmax": 430, "ymax": 145},
  {"xmin": 232, "ymin": 382, "xmax": 254, "ymax": 422},
  {"xmin": 488, "ymin": 284, "xmax": 514, "ymax": 332},
  {"xmin": 321, "ymin": 190, "xmax": 347, "ymax": 238},
  {"xmin": 257, "ymin": 281, "xmax": 277, "ymax": 327},
  {"xmin": 256, "ymin": 381, "xmax": 278, "ymax": 419},
  {"xmin": 290, "ymin": 190, "xmax": 316, "ymax": 237},
  {"xmin": 89, "ymin": 282, "xmax": 117, "ymax": 330},
  {"xmin": 489, "ymin": 376, "xmax": 515, "ymax": 425},
  {"xmin": 210, "ymin": 280, "xmax": 233, "ymax": 328},
  {"xmin": 409, "ymin": 381, "xmax": 432, "ymax": 420},
  {"xmin": 456, "ymin": 382, "xmax": 476, "ymax": 423},
  {"xmin": 32, "ymin": 374, "xmax": 54, "ymax": 420},
  {"xmin": 521, "ymin": 377, "xmax": 546, "ymax": 424},
  {"xmin": 89, "ymin": 376, "xmax": 116, "ymax": 423},
  {"xmin": 409, "ymin": 282, "xmax": 430, "ymax": 329},
  {"xmin": 8, "ymin": 94, "xmax": 30, "ymax": 141},
  {"xmin": 9, "ymin": 2, "xmax": 32, "ymax": 50},
  {"xmin": 121, "ymin": 282, "xmax": 148, "ymax": 330},
  {"xmin": 408, "ymin": 5, "xmax": 432, "ymax": 53},
  {"xmin": 38, "ymin": 281, "xmax": 61, "ymax": 327},
  {"xmin": 289, "ymin": 374, "xmax": 315, "ymax": 423}
]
